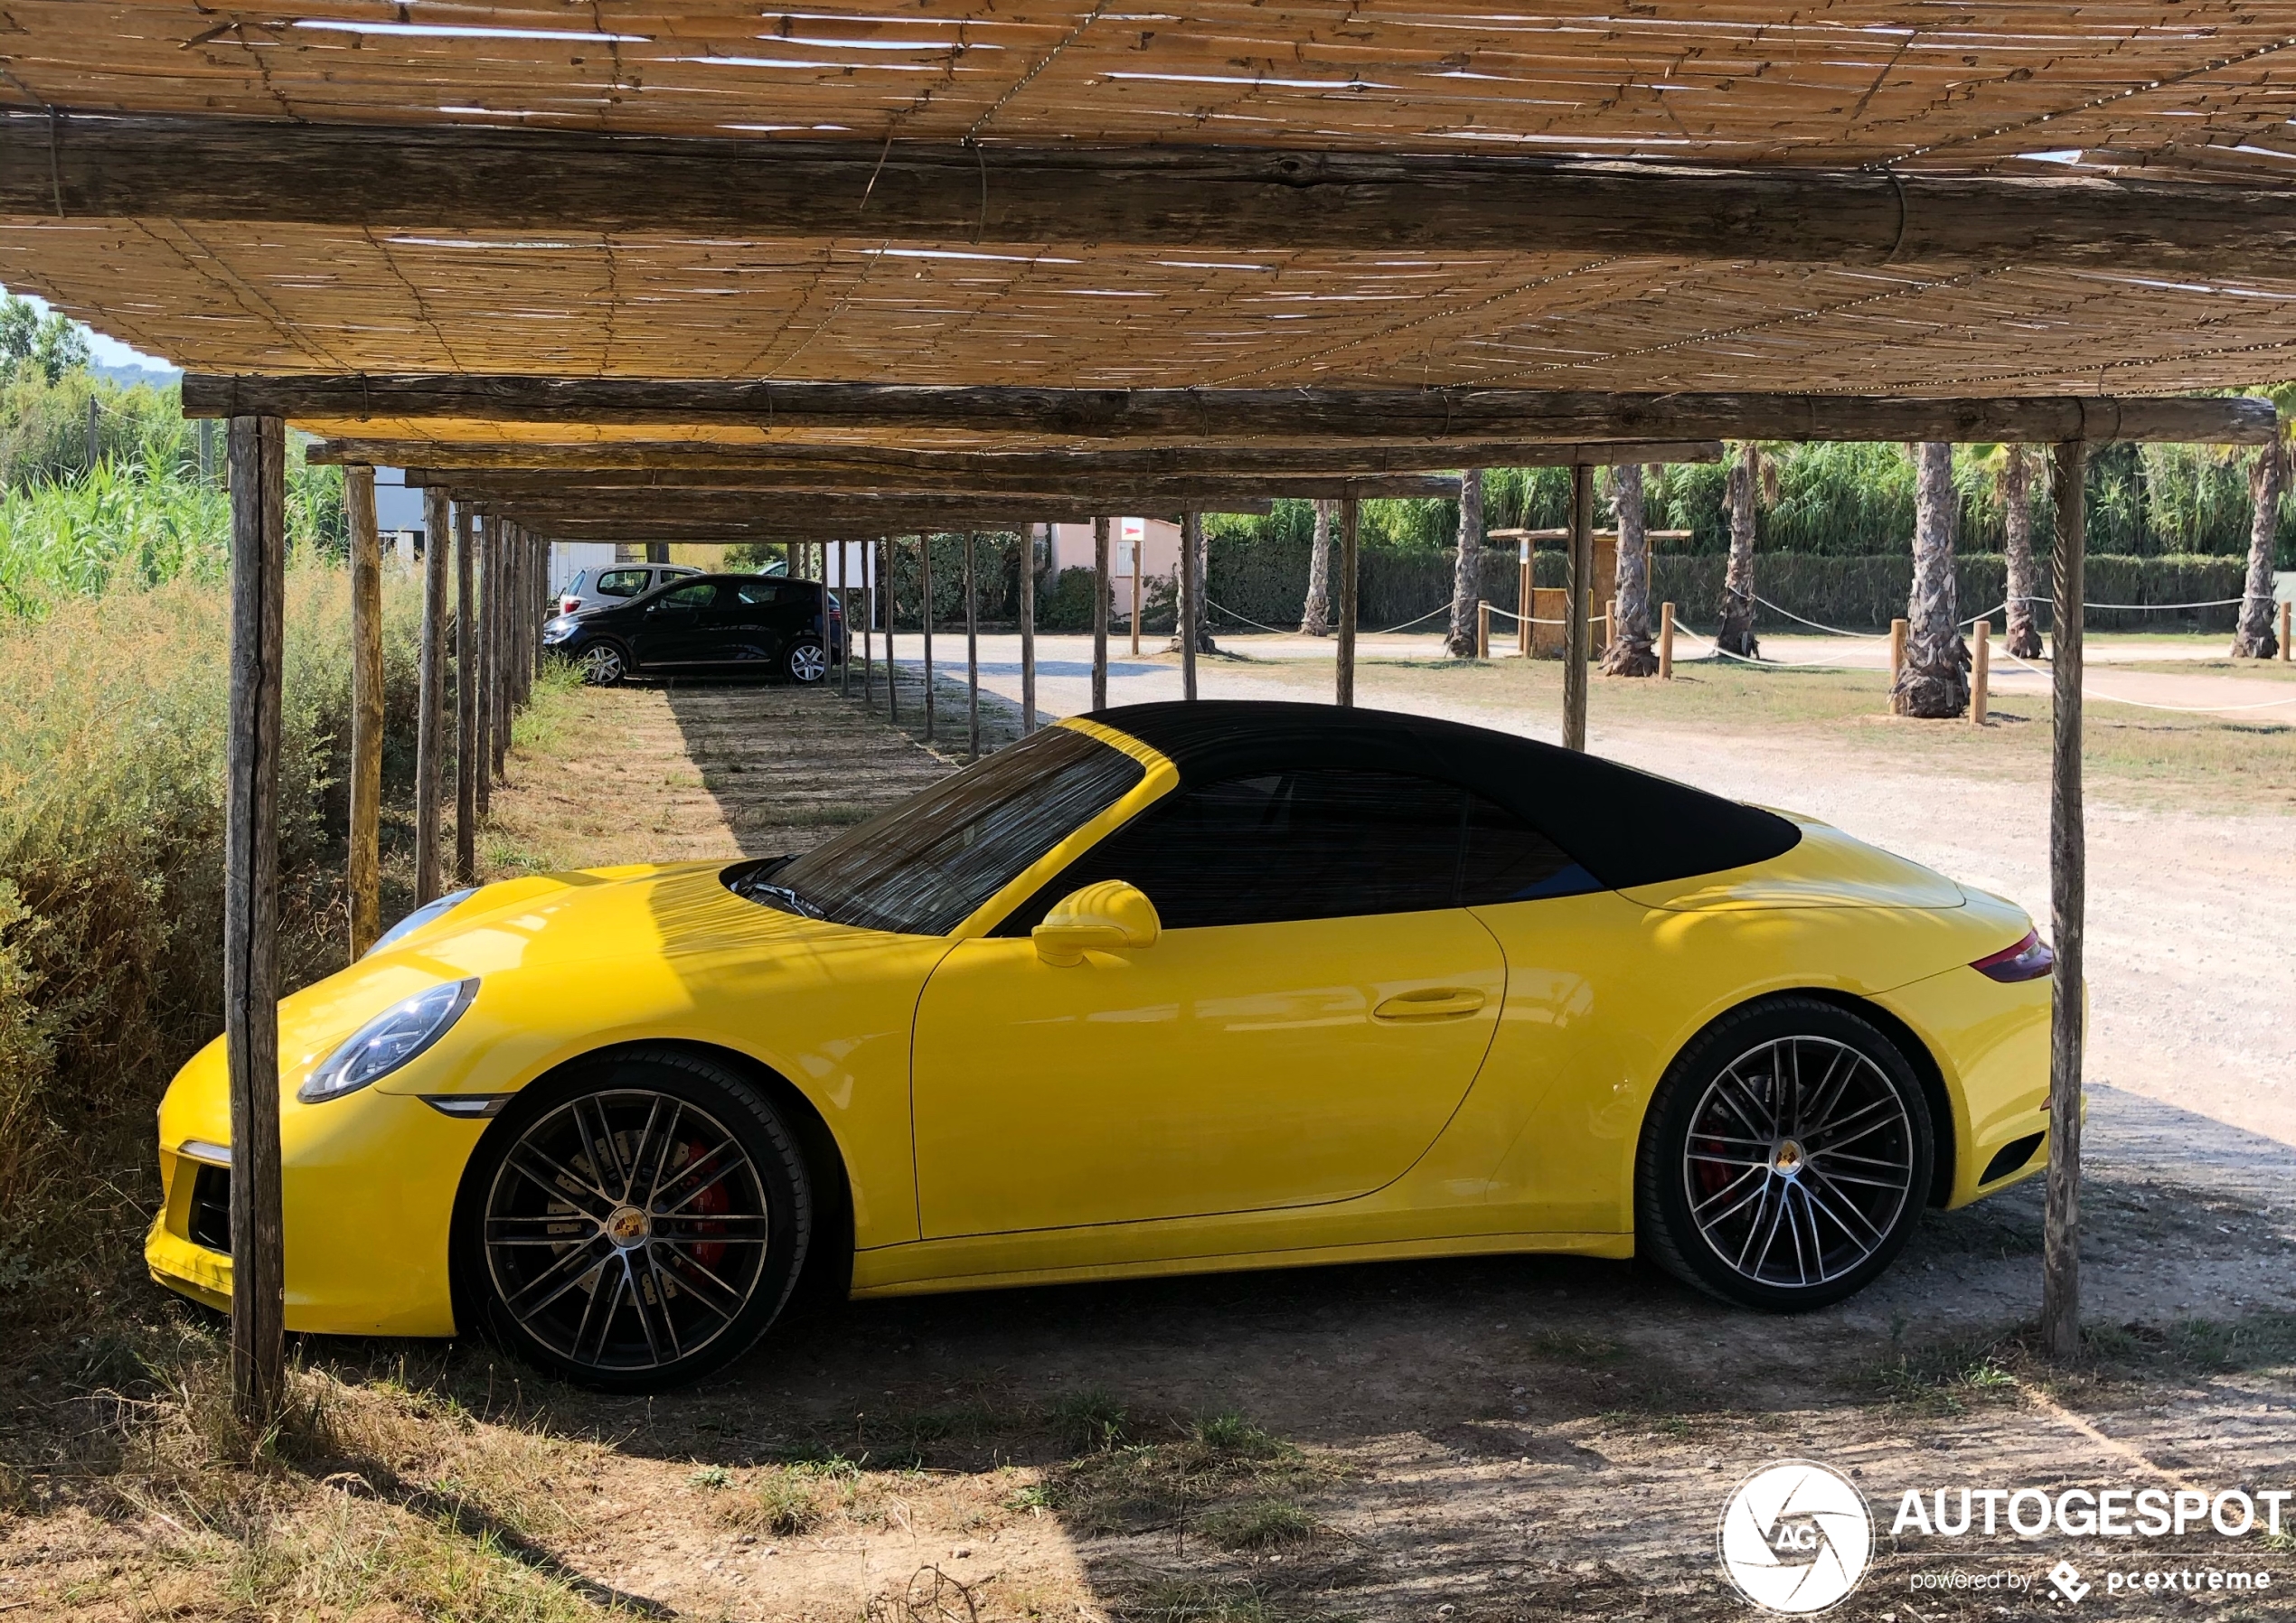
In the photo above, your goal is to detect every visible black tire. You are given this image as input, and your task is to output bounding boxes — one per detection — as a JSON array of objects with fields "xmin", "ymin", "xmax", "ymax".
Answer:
[
  {"xmin": 574, "ymin": 640, "xmax": 629, "ymax": 687},
  {"xmin": 451, "ymin": 1046, "xmax": 811, "ymax": 1392},
  {"xmin": 782, "ymin": 636, "xmax": 828, "ymax": 685},
  {"xmin": 1636, "ymin": 997, "xmax": 1933, "ymax": 1312}
]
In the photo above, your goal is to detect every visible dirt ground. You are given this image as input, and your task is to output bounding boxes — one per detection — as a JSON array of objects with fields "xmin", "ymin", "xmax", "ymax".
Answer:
[{"xmin": 7, "ymin": 663, "xmax": 2293, "ymax": 1622}]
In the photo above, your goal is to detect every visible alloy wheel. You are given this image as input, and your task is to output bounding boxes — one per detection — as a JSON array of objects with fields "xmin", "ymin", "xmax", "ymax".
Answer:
[
  {"xmin": 788, "ymin": 643, "xmax": 828, "ymax": 683},
  {"xmin": 482, "ymin": 1089, "xmax": 771, "ymax": 1374},
  {"xmin": 579, "ymin": 644, "xmax": 624, "ymax": 685},
  {"xmin": 1680, "ymin": 1036, "xmax": 1915, "ymax": 1290}
]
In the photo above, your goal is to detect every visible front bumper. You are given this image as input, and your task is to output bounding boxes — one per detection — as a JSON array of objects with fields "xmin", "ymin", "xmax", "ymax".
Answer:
[{"xmin": 146, "ymin": 1037, "xmax": 490, "ymax": 1337}]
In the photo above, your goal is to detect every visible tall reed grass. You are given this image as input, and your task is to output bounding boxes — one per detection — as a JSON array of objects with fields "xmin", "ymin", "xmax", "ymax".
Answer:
[{"xmin": 0, "ymin": 560, "xmax": 422, "ymax": 1315}]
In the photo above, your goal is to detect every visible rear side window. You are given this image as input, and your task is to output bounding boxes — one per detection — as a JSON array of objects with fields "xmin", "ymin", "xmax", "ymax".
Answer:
[
  {"xmin": 994, "ymin": 767, "xmax": 1583, "ymax": 932},
  {"xmin": 595, "ymin": 568, "xmax": 648, "ymax": 598},
  {"xmin": 733, "ymin": 579, "xmax": 785, "ymax": 606}
]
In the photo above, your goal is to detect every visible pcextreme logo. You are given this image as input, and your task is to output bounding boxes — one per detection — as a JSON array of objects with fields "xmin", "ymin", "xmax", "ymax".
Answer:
[{"xmin": 1718, "ymin": 1459, "xmax": 1876, "ymax": 1614}]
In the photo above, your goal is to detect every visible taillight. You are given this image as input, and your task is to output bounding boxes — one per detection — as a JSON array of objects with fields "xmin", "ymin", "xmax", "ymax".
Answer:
[
  {"xmin": 560, "ymin": 596, "xmax": 579, "ymax": 614},
  {"xmin": 1971, "ymin": 930, "xmax": 2053, "ymax": 983}
]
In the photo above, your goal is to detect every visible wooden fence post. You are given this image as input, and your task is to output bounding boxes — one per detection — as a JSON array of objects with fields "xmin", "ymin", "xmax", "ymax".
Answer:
[
  {"xmin": 1020, "ymin": 525, "xmax": 1039, "ymax": 733},
  {"xmin": 1181, "ymin": 511, "xmax": 1203, "ymax": 701},
  {"xmin": 1563, "ymin": 464, "xmax": 1594, "ymax": 751},
  {"xmin": 1476, "ymin": 601, "xmax": 1491, "ymax": 660},
  {"xmin": 2281, "ymin": 599, "xmax": 2291, "ymax": 661},
  {"xmin": 1336, "ymin": 497, "xmax": 1359, "ymax": 707},
  {"xmin": 1518, "ymin": 542, "xmax": 1532, "ymax": 657},
  {"xmin": 1888, "ymin": 617, "xmax": 1908, "ymax": 694},
  {"xmin": 414, "ymin": 488, "xmax": 450, "ymax": 905},
  {"xmin": 965, "ymin": 532, "xmax": 981, "ymax": 761},
  {"xmin": 1605, "ymin": 596, "xmax": 1619, "ymax": 657},
  {"xmin": 224, "ymin": 414, "xmax": 287, "ymax": 1429},
  {"xmin": 2042, "ymin": 439, "xmax": 2089, "ymax": 1363},
  {"xmin": 344, "ymin": 464, "xmax": 382, "ymax": 957},
  {"xmin": 1092, "ymin": 516, "xmax": 1111, "ymax": 710},
  {"xmin": 1971, "ymin": 618, "xmax": 1991, "ymax": 727},
  {"xmin": 1660, "ymin": 601, "xmax": 1676, "ymax": 680},
  {"xmin": 454, "ymin": 507, "xmax": 477, "ymax": 885}
]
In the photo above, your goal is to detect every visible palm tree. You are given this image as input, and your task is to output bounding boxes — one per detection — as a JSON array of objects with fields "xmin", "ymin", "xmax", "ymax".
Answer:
[
  {"xmin": 1445, "ymin": 468, "xmax": 1485, "ymax": 657},
  {"xmin": 1601, "ymin": 462, "xmax": 1660, "ymax": 675},
  {"xmin": 1974, "ymin": 443, "xmax": 2046, "ymax": 659},
  {"xmin": 1715, "ymin": 442, "xmax": 1772, "ymax": 656},
  {"xmin": 2234, "ymin": 401, "xmax": 2287, "ymax": 659},
  {"xmin": 1299, "ymin": 498, "xmax": 1333, "ymax": 635},
  {"xmin": 1891, "ymin": 441, "xmax": 1971, "ymax": 718}
]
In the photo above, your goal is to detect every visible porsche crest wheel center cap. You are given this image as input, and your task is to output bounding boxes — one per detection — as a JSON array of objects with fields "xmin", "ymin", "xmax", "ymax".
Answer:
[
  {"xmin": 1771, "ymin": 1139, "xmax": 1806, "ymax": 1177},
  {"xmin": 605, "ymin": 1205, "xmax": 652, "ymax": 1249}
]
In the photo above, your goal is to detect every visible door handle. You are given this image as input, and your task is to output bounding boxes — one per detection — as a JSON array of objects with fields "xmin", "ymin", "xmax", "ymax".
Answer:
[{"xmin": 1374, "ymin": 988, "xmax": 1487, "ymax": 1021}]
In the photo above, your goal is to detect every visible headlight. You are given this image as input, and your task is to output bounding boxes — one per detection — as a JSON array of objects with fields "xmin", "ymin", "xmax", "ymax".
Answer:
[
  {"xmin": 300, "ymin": 978, "xmax": 479, "ymax": 1103},
  {"xmin": 366, "ymin": 887, "xmax": 475, "ymax": 958},
  {"xmin": 541, "ymin": 617, "xmax": 576, "ymax": 643}
]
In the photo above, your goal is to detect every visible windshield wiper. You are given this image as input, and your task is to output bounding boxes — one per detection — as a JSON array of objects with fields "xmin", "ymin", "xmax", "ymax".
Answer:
[{"xmin": 724, "ymin": 858, "xmax": 826, "ymax": 918}]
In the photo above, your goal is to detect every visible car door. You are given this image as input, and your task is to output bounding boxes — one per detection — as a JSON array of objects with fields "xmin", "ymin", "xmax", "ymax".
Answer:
[
  {"xmin": 714, "ymin": 578, "xmax": 791, "ymax": 667},
  {"xmin": 909, "ymin": 767, "xmax": 1510, "ymax": 1237},
  {"xmin": 630, "ymin": 579, "xmax": 723, "ymax": 667}
]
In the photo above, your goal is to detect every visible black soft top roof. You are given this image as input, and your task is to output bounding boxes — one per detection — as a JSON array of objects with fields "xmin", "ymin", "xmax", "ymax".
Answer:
[{"xmin": 1085, "ymin": 700, "xmax": 1799, "ymax": 891}]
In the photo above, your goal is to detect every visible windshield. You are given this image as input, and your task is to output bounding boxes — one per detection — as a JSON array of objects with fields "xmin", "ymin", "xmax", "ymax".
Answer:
[{"xmin": 750, "ymin": 727, "xmax": 1146, "ymax": 935}]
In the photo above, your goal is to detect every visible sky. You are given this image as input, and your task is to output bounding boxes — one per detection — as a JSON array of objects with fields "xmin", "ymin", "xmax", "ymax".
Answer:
[{"xmin": 1, "ymin": 286, "xmax": 175, "ymax": 371}]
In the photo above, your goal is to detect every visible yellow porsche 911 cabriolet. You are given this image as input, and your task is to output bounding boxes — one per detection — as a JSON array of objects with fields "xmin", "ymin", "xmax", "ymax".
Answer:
[{"xmin": 148, "ymin": 701, "xmax": 2056, "ymax": 1390}]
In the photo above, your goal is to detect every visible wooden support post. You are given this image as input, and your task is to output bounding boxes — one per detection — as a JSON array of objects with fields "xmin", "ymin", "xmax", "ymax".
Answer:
[
  {"xmin": 1130, "ymin": 533, "xmax": 1143, "ymax": 657},
  {"xmin": 1476, "ymin": 601, "xmax": 1491, "ymax": 660},
  {"xmin": 485, "ymin": 518, "xmax": 505, "ymax": 789},
  {"xmin": 1092, "ymin": 516, "xmax": 1111, "ymax": 710},
  {"xmin": 344, "ymin": 464, "xmax": 382, "ymax": 958},
  {"xmin": 225, "ymin": 415, "xmax": 288, "ymax": 1429},
  {"xmin": 454, "ymin": 506, "xmax": 477, "ymax": 885},
  {"xmin": 1020, "ymin": 525, "xmax": 1039, "ymax": 733},
  {"xmin": 1563, "ymin": 464, "xmax": 1594, "ymax": 752},
  {"xmin": 1888, "ymin": 617, "xmax": 1909, "ymax": 694},
  {"xmin": 965, "ymin": 532, "xmax": 981, "ymax": 761},
  {"xmin": 884, "ymin": 537, "xmax": 899, "ymax": 725},
  {"xmin": 919, "ymin": 534, "xmax": 936, "ymax": 740},
  {"xmin": 837, "ymin": 539, "xmax": 852, "ymax": 698},
  {"xmin": 1971, "ymin": 618, "xmax": 1991, "ymax": 727},
  {"xmin": 2042, "ymin": 439, "xmax": 2088, "ymax": 1363},
  {"xmin": 1660, "ymin": 601, "xmax": 1676, "ymax": 679},
  {"xmin": 861, "ymin": 538, "xmax": 878, "ymax": 708},
  {"xmin": 1519, "ymin": 547, "xmax": 1532, "ymax": 656},
  {"xmin": 1181, "ymin": 511, "xmax": 1202, "ymax": 701},
  {"xmin": 1337, "ymin": 496, "xmax": 1360, "ymax": 708},
  {"xmin": 415, "ymin": 489, "xmax": 450, "ymax": 904}
]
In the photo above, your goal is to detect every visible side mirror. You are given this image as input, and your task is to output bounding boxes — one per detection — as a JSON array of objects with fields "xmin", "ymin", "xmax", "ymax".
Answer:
[{"xmin": 1032, "ymin": 879, "xmax": 1161, "ymax": 966}]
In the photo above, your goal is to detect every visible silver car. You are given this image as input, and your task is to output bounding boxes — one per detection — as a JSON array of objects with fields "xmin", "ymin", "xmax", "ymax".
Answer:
[{"xmin": 555, "ymin": 562, "xmax": 702, "ymax": 617}]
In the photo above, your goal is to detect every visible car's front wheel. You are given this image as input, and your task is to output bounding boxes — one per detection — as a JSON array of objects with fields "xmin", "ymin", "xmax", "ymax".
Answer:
[
  {"xmin": 452, "ymin": 1047, "xmax": 812, "ymax": 1391},
  {"xmin": 1637, "ymin": 997, "xmax": 1933, "ymax": 1312},
  {"xmin": 575, "ymin": 641, "xmax": 628, "ymax": 686}
]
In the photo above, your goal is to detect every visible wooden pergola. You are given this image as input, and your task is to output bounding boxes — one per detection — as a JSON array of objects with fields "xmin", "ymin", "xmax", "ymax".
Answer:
[{"xmin": 13, "ymin": 2, "xmax": 2295, "ymax": 1421}]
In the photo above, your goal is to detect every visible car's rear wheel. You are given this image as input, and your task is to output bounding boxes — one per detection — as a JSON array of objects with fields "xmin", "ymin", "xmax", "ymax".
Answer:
[
  {"xmin": 1637, "ymin": 997, "xmax": 1932, "ymax": 1311},
  {"xmin": 783, "ymin": 637, "xmax": 827, "ymax": 684},
  {"xmin": 576, "ymin": 641, "xmax": 627, "ymax": 686},
  {"xmin": 453, "ymin": 1048, "xmax": 811, "ymax": 1391}
]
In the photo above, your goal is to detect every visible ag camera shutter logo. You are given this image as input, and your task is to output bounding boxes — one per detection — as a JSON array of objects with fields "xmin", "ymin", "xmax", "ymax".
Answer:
[{"xmin": 1719, "ymin": 1459, "xmax": 1875, "ymax": 1613}]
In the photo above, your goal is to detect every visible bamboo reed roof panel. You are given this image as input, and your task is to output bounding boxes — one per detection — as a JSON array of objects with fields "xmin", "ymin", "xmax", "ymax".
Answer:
[
  {"xmin": 14, "ymin": 4, "xmax": 2296, "ymax": 183},
  {"xmin": 14, "ymin": 214, "xmax": 2296, "ymax": 402}
]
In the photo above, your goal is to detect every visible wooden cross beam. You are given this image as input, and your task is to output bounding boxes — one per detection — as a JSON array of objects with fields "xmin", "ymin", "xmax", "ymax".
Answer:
[
  {"xmin": 428, "ymin": 473, "xmax": 1460, "ymax": 502},
  {"xmin": 23, "ymin": 116, "xmax": 2296, "ymax": 276},
  {"xmin": 469, "ymin": 500, "xmax": 1275, "ymax": 530},
  {"xmin": 189, "ymin": 377, "xmax": 2272, "ymax": 445},
  {"xmin": 315, "ymin": 439, "xmax": 1728, "ymax": 473}
]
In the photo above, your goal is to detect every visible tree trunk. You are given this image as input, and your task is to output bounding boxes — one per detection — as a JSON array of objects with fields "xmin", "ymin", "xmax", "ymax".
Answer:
[
  {"xmin": 2002, "ymin": 446, "xmax": 2043, "ymax": 659},
  {"xmin": 1299, "ymin": 499, "xmax": 1333, "ymax": 635},
  {"xmin": 1445, "ymin": 469, "xmax": 1484, "ymax": 657},
  {"xmin": 1601, "ymin": 463, "xmax": 1659, "ymax": 676},
  {"xmin": 1892, "ymin": 441, "xmax": 1971, "ymax": 718},
  {"xmin": 1716, "ymin": 443, "xmax": 1759, "ymax": 656},
  {"xmin": 2234, "ymin": 436, "xmax": 2283, "ymax": 658}
]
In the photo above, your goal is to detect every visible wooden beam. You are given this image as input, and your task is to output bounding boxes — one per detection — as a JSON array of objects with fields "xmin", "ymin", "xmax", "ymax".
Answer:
[
  {"xmin": 417, "ymin": 470, "xmax": 1463, "ymax": 502},
  {"xmin": 224, "ymin": 413, "xmax": 287, "ymax": 1430},
  {"xmin": 318, "ymin": 439, "xmax": 1727, "ymax": 473},
  {"xmin": 343, "ymin": 464, "xmax": 382, "ymax": 959},
  {"xmin": 196, "ymin": 376, "xmax": 2272, "ymax": 446},
  {"xmin": 459, "ymin": 497, "xmax": 1276, "ymax": 526},
  {"xmin": 2042, "ymin": 438, "xmax": 2089, "ymax": 1362},
  {"xmin": 26, "ymin": 116, "xmax": 2296, "ymax": 275}
]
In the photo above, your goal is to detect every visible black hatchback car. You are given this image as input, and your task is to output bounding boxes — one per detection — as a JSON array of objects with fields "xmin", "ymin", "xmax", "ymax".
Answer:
[{"xmin": 541, "ymin": 573, "xmax": 842, "ymax": 686}]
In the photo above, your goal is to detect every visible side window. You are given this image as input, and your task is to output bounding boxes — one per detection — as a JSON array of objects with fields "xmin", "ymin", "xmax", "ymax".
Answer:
[
  {"xmin": 998, "ymin": 768, "xmax": 1468, "ymax": 932},
  {"xmin": 733, "ymin": 578, "xmax": 784, "ymax": 606},
  {"xmin": 595, "ymin": 568, "xmax": 647, "ymax": 598},
  {"xmin": 1458, "ymin": 794, "xmax": 1588, "ymax": 905},
  {"xmin": 652, "ymin": 582, "xmax": 719, "ymax": 610}
]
